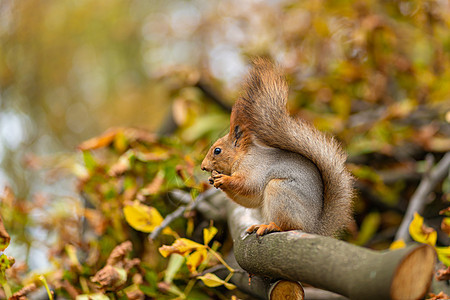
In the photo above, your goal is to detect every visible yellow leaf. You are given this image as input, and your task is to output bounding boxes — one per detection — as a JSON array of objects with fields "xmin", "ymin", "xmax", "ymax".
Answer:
[
  {"xmin": 203, "ymin": 225, "xmax": 218, "ymax": 245},
  {"xmin": 123, "ymin": 201, "xmax": 164, "ymax": 233},
  {"xmin": 389, "ymin": 239, "xmax": 406, "ymax": 250},
  {"xmin": 159, "ymin": 238, "xmax": 206, "ymax": 258},
  {"xmin": 436, "ymin": 247, "xmax": 450, "ymax": 267},
  {"xmin": 409, "ymin": 212, "xmax": 437, "ymax": 246},
  {"xmin": 186, "ymin": 248, "xmax": 207, "ymax": 273},
  {"xmin": 65, "ymin": 244, "xmax": 81, "ymax": 268},
  {"xmin": 197, "ymin": 273, "xmax": 236, "ymax": 290}
]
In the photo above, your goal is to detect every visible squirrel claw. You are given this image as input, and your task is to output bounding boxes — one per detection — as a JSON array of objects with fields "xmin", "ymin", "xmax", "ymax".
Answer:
[{"xmin": 246, "ymin": 222, "xmax": 282, "ymax": 237}]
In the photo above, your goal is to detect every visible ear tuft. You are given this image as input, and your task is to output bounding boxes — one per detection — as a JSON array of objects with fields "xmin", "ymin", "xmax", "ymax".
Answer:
[{"xmin": 234, "ymin": 125, "xmax": 242, "ymax": 146}]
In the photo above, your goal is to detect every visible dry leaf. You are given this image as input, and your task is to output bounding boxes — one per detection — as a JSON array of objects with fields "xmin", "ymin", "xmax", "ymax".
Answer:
[
  {"xmin": 91, "ymin": 265, "xmax": 127, "ymax": 290},
  {"xmin": 84, "ymin": 209, "xmax": 107, "ymax": 235},
  {"xmin": 0, "ymin": 214, "xmax": 10, "ymax": 251},
  {"xmin": 0, "ymin": 186, "xmax": 15, "ymax": 207},
  {"xmin": 106, "ymin": 241, "xmax": 132, "ymax": 266},
  {"xmin": 126, "ymin": 289, "xmax": 145, "ymax": 300},
  {"xmin": 428, "ymin": 291, "xmax": 450, "ymax": 300},
  {"xmin": 439, "ymin": 207, "xmax": 450, "ymax": 216},
  {"xmin": 9, "ymin": 283, "xmax": 37, "ymax": 300},
  {"xmin": 108, "ymin": 150, "xmax": 133, "ymax": 176},
  {"xmin": 436, "ymin": 266, "xmax": 450, "ymax": 281},
  {"xmin": 78, "ymin": 128, "xmax": 122, "ymax": 151},
  {"xmin": 159, "ymin": 238, "xmax": 205, "ymax": 258},
  {"xmin": 138, "ymin": 170, "xmax": 165, "ymax": 197}
]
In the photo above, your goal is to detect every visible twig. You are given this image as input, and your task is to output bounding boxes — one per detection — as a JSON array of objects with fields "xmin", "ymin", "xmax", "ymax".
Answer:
[
  {"xmin": 170, "ymin": 189, "xmax": 226, "ymax": 221},
  {"xmin": 149, "ymin": 188, "xmax": 217, "ymax": 240},
  {"xmin": 195, "ymin": 80, "xmax": 232, "ymax": 113},
  {"xmin": 395, "ymin": 152, "xmax": 450, "ymax": 242}
]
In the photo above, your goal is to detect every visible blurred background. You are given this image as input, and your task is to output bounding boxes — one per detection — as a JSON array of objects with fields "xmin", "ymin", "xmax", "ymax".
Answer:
[{"xmin": 0, "ymin": 0, "xmax": 449, "ymax": 297}]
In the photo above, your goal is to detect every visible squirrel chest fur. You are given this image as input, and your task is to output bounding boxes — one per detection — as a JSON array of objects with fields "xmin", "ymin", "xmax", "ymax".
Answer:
[{"xmin": 201, "ymin": 58, "xmax": 353, "ymax": 236}]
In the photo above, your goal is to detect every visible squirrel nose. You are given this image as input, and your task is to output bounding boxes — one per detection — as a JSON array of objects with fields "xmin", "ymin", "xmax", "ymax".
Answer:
[{"xmin": 201, "ymin": 161, "xmax": 210, "ymax": 172}]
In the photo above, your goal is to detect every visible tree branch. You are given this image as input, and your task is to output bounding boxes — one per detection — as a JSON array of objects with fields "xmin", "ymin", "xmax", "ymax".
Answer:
[
  {"xmin": 149, "ymin": 189, "xmax": 217, "ymax": 240},
  {"xmin": 195, "ymin": 80, "xmax": 232, "ymax": 113},
  {"xmin": 226, "ymin": 201, "xmax": 436, "ymax": 300},
  {"xmin": 215, "ymin": 252, "xmax": 305, "ymax": 300},
  {"xmin": 395, "ymin": 152, "xmax": 450, "ymax": 242}
]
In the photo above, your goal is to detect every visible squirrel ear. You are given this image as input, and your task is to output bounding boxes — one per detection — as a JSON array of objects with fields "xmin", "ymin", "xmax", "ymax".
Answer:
[{"xmin": 233, "ymin": 125, "xmax": 242, "ymax": 147}]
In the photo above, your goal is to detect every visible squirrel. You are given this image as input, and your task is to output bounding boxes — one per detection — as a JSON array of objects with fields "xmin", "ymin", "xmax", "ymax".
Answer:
[{"xmin": 201, "ymin": 58, "xmax": 353, "ymax": 237}]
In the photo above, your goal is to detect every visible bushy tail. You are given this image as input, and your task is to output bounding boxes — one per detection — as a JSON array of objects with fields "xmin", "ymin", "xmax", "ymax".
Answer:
[{"xmin": 234, "ymin": 58, "xmax": 353, "ymax": 236}]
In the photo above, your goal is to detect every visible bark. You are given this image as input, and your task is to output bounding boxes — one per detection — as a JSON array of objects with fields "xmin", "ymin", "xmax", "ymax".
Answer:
[
  {"xmin": 227, "ymin": 201, "xmax": 436, "ymax": 300},
  {"xmin": 216, "ymin": 252, "xmax": 305, "ymax": 300}
]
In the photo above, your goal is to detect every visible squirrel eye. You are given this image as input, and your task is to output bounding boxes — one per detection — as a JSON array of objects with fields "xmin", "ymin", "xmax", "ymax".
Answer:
[{"xmin": 213, "ymin": 147, "xmax": 222, "ymax": 155}]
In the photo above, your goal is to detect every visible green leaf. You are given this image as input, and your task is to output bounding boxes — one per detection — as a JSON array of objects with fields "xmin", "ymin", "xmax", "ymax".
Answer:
[
  {"xmin": 353, "ymin": 212, "xmax": 380, "ymax": 246},
  {"xmin": 0, "ymin": 254, "xmax": 14, "ymax": 285},
  {"xmin": 164, "ymin": 254, "xmax": 184, "ymax": 284},
  {"xmin": 82, "ymin": 151, "xmax": 97, "ymax": 172},
  {"xmin": 139, "ymin": 284, "xmax": 157, "ymax": 297}
]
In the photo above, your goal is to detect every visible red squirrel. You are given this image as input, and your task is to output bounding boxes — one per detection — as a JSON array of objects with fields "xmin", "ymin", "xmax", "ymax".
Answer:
[{"xmin": 201, "ymin": 58, "xmax": 353, "ymax": 237}]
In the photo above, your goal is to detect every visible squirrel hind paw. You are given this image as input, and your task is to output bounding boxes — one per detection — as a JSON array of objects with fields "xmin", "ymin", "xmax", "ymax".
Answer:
[{"xmin": 246, "ymin": 222, "xmax": 282, "ymax": 237}]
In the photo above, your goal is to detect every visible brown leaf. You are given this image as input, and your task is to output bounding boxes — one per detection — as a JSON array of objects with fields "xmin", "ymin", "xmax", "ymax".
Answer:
[
  {"xmin": 436, "ymin": 266, "xmax": 450, "ymax": 281},
  {"xmin": 0, "ymin": 214, "xmax": 10, "ymax": 251},
  {"xmin": 439, "ymin": 207, "xmax": 450, "ymax": 215},
  {"xmin": 106, "ymin": 241, "xmax": 133, "ymax": 266},
  {"xmin": 137, "ymin": 171, "xmax": 165, "ymax": 198},
  {"xmin": 157, "ymin": 281, "xmax": 171, "ymax": 293},
  {"xmin": 91, "ymin": 265, "xmax": 125, "ymax": 289},
  {"xmin": 108, "ymin": 151, "xmax": 132, "ymax": 176},
  {"xmin": 9, "ymin": 283, "xmax": 37, "ymax": 300},
  {"xmin": 134, "ymin": 150, "xmax": 169, "ymax": 162},
  {"xmin": 5, "ymin": 262, "xmax": 27, "ymax": 282},
  {"xmin": 84, "ymin": 209, "xmax": 107, "ymax": 235},
  {"xmin": 428, "ymin": 291, "xmax": 450, "ymax": 300},
  {"xmin": 78, "ymin": 128, "xmax": 122, "ymax": 151},
  {"xmin": 413, "ymin": 124, "xmax": 439, "ymax": 150},
  {"xmin": 0, "ymin": 186, "xmax": 15, "ymax": 207},
  {"xmin": 124, "ymin": 258, "xmax": 141, "ymax": 271},
  {"xmin": 123, "ymin": 128, "xmax": 156, "ymax": 144},
  {"xmin": 91, "ymin": 241, "xmax": 139, "ymax": 290},
  {"xmin": 126, "ymin": 289, "xmax": 145, "ymax": 300},
  {"xmin": 61, "ymin": 280, "xmax": 79, "ymax": 299}
]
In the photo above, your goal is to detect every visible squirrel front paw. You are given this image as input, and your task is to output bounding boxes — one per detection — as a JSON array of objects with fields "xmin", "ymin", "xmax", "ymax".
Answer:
[{"xmin": 211, "ymin": 170, "xmax": 228, "ymax": 189}]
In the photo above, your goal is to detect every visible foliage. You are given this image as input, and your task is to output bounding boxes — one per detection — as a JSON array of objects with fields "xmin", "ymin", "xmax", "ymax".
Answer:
[
  {"xmin": 399, "ymin": 211, "xmax": 450, "ymax": 267},
  {"xmin": 1, "ymin": 126, "xmax": 235, "ymax": 299},
  {"xmin": 0, "ymin": 0, "xmax": 449, "ymax": 298}
]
